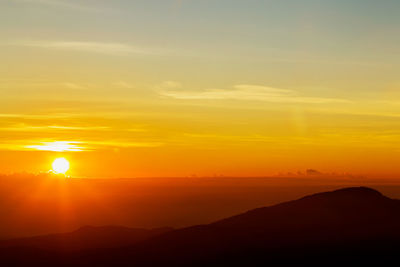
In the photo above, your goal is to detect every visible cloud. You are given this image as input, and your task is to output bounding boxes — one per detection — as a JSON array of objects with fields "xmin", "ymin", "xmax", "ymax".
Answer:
[
  {"xmin": 159, "ymin": 84, "xmax": 351, "ymax": 104},
  {"xmin": 9, "ymin": 40, "xmax": 154, "ymax": 55},
  {"xmin": 26, "ymin": 141, "xmax": 86, "ymax": 152},
  {"xmin": 0, "ymin": 124, "xmax": 110, "ymax": 132},
  {"xmin": 161, "ymin": 81, "xmax": 183, "ymax": 89},
  {"xmin": 61, "ymin": 82, "xmax": 89, "ymax": 90},
  {"xmin": 113, "ymin": 81, "xmax": 135, "ymax": 89},
  {"xmin": 24, "ymin": 140, "xmax": 163, "ymax": 152},
  {"xmin": 0, "ymin": 113, "xmax": 77, "ymax": 119},
  {"xmin": 0, "ymin": 138, "xmax": 164, "ymax": 152},
  {"xmin": 88, "ymin": 140, "xmax": 164, "ymax": 149},
  {"xmin": 12, "ymin": 0, "xmax": 103, "ymax": 12}
]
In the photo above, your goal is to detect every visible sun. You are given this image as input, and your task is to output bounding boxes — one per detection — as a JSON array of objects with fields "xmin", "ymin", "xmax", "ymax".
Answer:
[{"xmin": 52, "ymin": 158, "xmax": 70, "ymax": 174}]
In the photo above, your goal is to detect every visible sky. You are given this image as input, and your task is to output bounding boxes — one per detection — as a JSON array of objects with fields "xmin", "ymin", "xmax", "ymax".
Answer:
[{"xmin": 1, "ymin": 0, "xmax": 400, "ymax": 177}]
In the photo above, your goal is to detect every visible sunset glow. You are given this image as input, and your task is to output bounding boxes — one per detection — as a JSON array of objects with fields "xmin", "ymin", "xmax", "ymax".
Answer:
[
  {"xmin": 0, "ymin": 0, "xmax": 400, "ymax": 179},
  {"xmin": 2, "ymin": 2, "xmax": 400, "ymax": 266}
]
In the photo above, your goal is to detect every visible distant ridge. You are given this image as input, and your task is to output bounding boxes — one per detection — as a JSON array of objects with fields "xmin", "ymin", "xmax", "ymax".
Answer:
[
  {"xmin": 0, "ymin": 225, "xmax": 173, "ymax": 251},
  {"xmin": 1, "ymin": 187, "xmax": 400, "ymax": 266}
]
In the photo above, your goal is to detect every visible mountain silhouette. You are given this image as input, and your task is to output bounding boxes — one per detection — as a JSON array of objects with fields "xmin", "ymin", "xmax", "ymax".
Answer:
[
  {"xmin": 0, "ymin": 226, "xmax": 173, "ymax": 251},
  {"xmin": 1, "ymin": 187, "xmax": 400, "ymax": 266}
]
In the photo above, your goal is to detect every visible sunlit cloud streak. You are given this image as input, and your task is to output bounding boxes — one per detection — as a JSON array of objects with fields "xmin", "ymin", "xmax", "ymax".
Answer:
[
  {"xmin": 26, "ymin": 141, "xmax": 86, "ymax": 152},
  {"xmin": 8, "ymin": 40, "xmax": 156, "ymax": 55},
  {"xmin": 11, "ymin": 0, "xmax": 104, "ymax": 12},
  {"xmin": 24, "ymin": 140, "xmax": 163, "ymax": 151},
  {"xmin": 0, "ymin": 139, "xmax": 164, "ymax": 152},
  {"xmin": 160, "ymin": 84, "xmax": 351, "ymax": 104},
  {"xmin": 0, "ymin": 125, "xmax": 110, "ymax": 132}
]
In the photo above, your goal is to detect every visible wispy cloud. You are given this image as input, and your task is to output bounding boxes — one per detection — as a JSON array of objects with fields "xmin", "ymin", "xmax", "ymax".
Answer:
[
  {"xmin": 0, "ymin": 124, "xmax": 110, "ymax": 132},
  {"xmin": 12, "ymin": 0, "xmax": 104, "ymax": 12},
  {"xmin": 0, "ymin": 113, "xmax": 78, "ymax": 119},
  {"xmin": 23, "ymin": 140, "xmax": 163, "ymax": 152},
  {"xmin": 9, "ymin": 40, "xmax": 155, "ymax": 55},
  {"xmin": 26, "ymin": 141, "xmax": 86, "ymax": 152},
  {"xmin": 88, "ymin": 140, "xmax": 164, "ymax": 149},
  {"xmin": 61, "ymin": 82, "xmax": 90, "ymax": 90},
  {"xmin": 0, "ymin": 139, "xmax": 164, "ymax": 152},
  {"xmin": 113, "ymin": 81, "xmax": 135, "ymax": 89},
  {"xmin": 159, "ymin": 84, "xmax": 351, "ymax": 104}
]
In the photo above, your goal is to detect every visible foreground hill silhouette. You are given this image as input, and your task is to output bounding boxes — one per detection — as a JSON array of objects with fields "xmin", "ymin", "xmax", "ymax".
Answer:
[{"xmin": 1, "ymin": 187, "xmax": 400, "ymax": 266}]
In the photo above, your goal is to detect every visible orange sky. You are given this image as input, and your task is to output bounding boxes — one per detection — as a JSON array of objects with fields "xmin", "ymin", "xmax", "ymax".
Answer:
[{"xmin": 1, "ymin": 1, "xmax": 400, "ymax": 178}]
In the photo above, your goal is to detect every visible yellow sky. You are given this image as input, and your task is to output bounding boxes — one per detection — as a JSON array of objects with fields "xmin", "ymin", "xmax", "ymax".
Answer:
[{"xmin": 1, "ymin": 1, "xmax": 400, "ymax": 177}]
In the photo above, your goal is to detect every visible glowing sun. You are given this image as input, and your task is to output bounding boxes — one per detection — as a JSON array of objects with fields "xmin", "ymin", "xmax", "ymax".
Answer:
[{"xmin": 52, "ymin": 158, "xmax": 70, "ymax": 174}]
